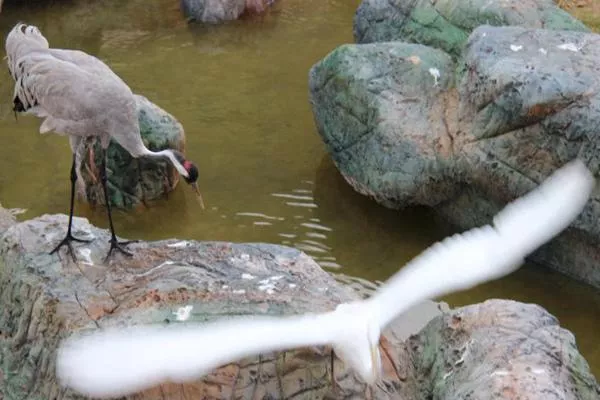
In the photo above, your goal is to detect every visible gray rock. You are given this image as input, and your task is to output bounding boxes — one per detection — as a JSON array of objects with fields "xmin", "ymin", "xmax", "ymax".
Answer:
[
  {"xmin": 0, "ymin": 213, "xmax": 407, "ymax": 399},
  {"xmin": 447, "ymin": 26, "xmax": 600, "ymax": 287},
  {"xmin": 78, "ymin": 94, "xmax": 186, "ymax": 210},
  {"xmin": 309, "ymin": 42, "xmax": 458, "ymax": 209},
  {"xmin": 0, "ymin": 209, "xmax": 596, "ymax": 398},
  {"xmin": 309, "ymin": 25, "xmax": 600, "ymax": 288},
  {"xmin": 0, "ymin": 202, "xmax": 16, "ymax": 233},
  {"xmin": 180, "ymin": 0, "xmax": 246, "ymax": 23},
  {"xmin": 180, "ymin": 0, "xmax": 277, "ymax": 23},
  {"xmin": 411, "ymin": 299, "xmax": 600, "ymax": 399},
  {"xmin": 353, "ymin": 0, "xmax": 590, "ymax": 60}
]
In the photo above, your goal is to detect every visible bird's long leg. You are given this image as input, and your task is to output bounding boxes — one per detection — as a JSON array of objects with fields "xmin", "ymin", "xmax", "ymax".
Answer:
[
  {"xmin": 330, "ymin": 349, "xmax": 338, "ymax": 396},
  {"xmin": 50, "ymin": 153, "xmax": 92, "ymax": 262},
  {"xmin": 99, "ymin": 148, "xmax": 135, "ymax": 261}
]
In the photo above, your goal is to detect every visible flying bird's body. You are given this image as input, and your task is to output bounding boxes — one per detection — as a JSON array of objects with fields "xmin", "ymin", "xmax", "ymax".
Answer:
[
  {"xmin": 56, "ymin": 160, "xmax": 595, "ymax": 398},
  {"xmin": 5, "ymin": 23, "xmax": 204, "ymax": 262}
]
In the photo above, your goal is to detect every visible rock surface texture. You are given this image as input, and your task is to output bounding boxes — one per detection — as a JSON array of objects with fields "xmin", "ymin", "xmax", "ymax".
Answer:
[
  {"xmin": 0, "ymin": 211, "xmax": 597, "ymax": 399},
  {"xmin": 411, "ymin": 299, "xmax": 600, "ymax": 399},
  {"xmin": 78, "ymin": 94, "xmax": 186, "ymax": 210},
  {"xmin": 310, "ymin": 15, "xmax": 600, "ymax": 288},
  {"xmin": 310, "ymin": 42, "xmax": 457, "ymax": 208},
  {"xmin": 0, "ymin": 213, "xmax": 407, "ymax": 399},
  {"xmin": 353, "ymin": 0, "xmax": 590, "ymax": 60}
]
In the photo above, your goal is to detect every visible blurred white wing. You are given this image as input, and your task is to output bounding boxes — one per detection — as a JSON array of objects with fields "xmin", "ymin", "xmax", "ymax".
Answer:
[
  {"xmin": 368, "ymin": 160, "xmax": 594, "ymax": 330},
  {"xmin": 57, "ymin": 160, "xmax": 594, "ymax": 398},
  {"xmin": 57, "ymin": 312, "xmax": 343, "ymax": 398}
]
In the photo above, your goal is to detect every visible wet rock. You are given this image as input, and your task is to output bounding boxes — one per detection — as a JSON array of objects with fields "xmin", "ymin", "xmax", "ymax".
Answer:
[
  {"xmin": 445, "ymin": 26, "xmax": 600, "ymax": 288},
  {"xmin": 78, "ymin": 94, "xmax": 186, "ymax": 210},
  {"xmin": 0, "ymin": 210, "xmax": 597, "ymax": 398},
  {"xmin": 309, "ymin": 25, "xmax": 600, "ymax": 288},
  {"xmin": 180, "ymin": 0, "xmax": 277, "ymax": 23},
  {"xmin": 353, "ymin": 0, "xmax": 589, "ymax": 60},
  {"xmin": 309, "ymin": 41, "xmax": 458, "ymax": 209},
  {"xmin": 411, "ymin": 299, "xmax": 600, "ymax": 399}
]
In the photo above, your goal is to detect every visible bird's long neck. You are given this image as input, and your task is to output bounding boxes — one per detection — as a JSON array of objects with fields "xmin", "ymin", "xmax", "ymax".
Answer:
[{"xmin": 141, "ymin": 148, "xmax": 188, "ymax": 178}]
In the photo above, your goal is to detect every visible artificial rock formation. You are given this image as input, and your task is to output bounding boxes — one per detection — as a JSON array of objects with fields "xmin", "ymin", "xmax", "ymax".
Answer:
[
  {"xmin": 353, "ymin": 0, "xmax": 589, "ymax": 60},
  {"xmin": 0, "ymin": 210, "xmax": 597, "ymax": 399},
  {"xmin": 310, "ymin": 1, "xmax": 600, "ymax": 288}
]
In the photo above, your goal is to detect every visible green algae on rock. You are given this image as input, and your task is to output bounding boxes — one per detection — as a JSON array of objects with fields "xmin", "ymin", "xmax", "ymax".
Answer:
[
  {"xmin": 309, "ymin": 42, "xmax": 458, "ymax": 209},
  {"xmin": 79, "ymin": 94, "xmax": 186, "ymax": 209},
  {"xmin": 353, "ymin": 0, "xmax": 590, "ymax": 60}
]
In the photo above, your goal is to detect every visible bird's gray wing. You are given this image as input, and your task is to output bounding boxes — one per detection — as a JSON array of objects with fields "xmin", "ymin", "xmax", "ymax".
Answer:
[{"xmin": 14, "ymin": 51, "xmax": 135, "ymax": 136}]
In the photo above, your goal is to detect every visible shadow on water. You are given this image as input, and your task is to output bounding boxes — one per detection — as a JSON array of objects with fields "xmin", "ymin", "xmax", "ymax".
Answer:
[
  {"xmin": 311, "ymin": 155, "xmax": 455, "ymax": 279},
  {"xmin": 0, "ymin": 0, "xmax": 598, "ymax": 378}
]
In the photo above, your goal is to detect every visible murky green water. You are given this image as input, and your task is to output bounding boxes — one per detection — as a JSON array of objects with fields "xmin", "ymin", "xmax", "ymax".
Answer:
[{"xmin": 0, "ymin": 0, "xmax": 599, "ymax": 378}]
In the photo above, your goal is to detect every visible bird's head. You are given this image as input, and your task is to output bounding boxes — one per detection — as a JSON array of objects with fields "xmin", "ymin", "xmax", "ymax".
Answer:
[
  {"xmin": 331, "ymin": 302, "xmax": 382, "ymax": 385},
  {"xmin": 6, "ymin": 22, "xmax": 49, "ymax": 61},
  {"xmin": 171, "ymin": 150, "xmax": 204, "ymax": 209}
]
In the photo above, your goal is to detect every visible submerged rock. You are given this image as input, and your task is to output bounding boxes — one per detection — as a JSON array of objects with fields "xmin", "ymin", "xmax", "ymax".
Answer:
[
  {"xmin": 0, "ymin": 209, "xmax": 597, "ymax": 398},
  {"xmin": 353, "ymin": 0, "xmax": 589, "ymax": 60},
  {"xmin": 180, "ymin": 0, "xmax": 277, "ymax": 23},
  {"xmin": 78, "ymin": 94, "xmax": 186, "ymax": 210},
  {"xmin": 309, "ymin": 24, "xmax": 600, "ymax": 288}
]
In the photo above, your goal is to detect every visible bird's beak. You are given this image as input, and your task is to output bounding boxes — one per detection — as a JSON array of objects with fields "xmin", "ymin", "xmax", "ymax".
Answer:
[{"xmin": 191, "ymin": 182, "xmax": 205, "ymax": 209}]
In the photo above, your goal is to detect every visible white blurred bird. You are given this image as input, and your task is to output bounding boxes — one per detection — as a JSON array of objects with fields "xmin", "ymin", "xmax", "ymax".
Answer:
[{"xmin": 55, "ymin": 160, "xmax": 594, "ymax": 398}]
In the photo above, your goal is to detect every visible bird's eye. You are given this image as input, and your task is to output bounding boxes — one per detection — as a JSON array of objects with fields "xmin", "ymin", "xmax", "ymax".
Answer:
[{"xmin": 19, "ymin": 24, "xmax": 27, "ymax": 33}]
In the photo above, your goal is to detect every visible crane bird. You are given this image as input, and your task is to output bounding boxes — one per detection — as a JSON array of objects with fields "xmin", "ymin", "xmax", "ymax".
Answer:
[
  {"xmin": 5, "ymin": 22, "xmax": 204, "ymax": 262},
  {"xmin": 56, "ymin": 160, "xmax": 594, "ymax": 398}
]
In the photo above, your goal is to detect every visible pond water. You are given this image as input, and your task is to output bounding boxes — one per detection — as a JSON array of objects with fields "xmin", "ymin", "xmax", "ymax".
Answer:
[{"xmin": 0, "ymin": 0, "xmax": 599, "ymax": 378}]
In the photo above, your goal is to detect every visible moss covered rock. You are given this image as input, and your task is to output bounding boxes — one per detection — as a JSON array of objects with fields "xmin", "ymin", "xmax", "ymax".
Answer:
[
  {"xmin": 1, "ymin": 211, "xmax": 597, "ymax": 398},
  {"xmin": 309, "ymin": 24, "xmax": 600, "ymax": 288},
  {"xmin": 411, "ymin": 299, "xmax": 599, "ymax": 399},
  {"xmin": 79, "ymin": 94, "xmax": 185, "ymax": 210},
  {"xmin": 354, "ymin": 0, "xmax": 590, "ymax": 60},
  {"xmin": 309, "ymin": 42, "xmax": 458, "ymax": 208}
]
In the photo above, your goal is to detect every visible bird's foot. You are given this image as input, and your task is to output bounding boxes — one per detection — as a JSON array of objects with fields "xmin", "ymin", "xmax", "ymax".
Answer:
[
  {"xmin": 104, "ymin": 237, "xmax": 137, "ymax": 263},
  {"xmin": 50, "ymin": 232, "xmax": 92, "ymax": 262}
]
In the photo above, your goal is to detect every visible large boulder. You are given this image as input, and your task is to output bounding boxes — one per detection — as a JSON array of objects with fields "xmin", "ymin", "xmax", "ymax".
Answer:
[
  {"xmin": 353, "ymin": 0, "xmax": 590, "ymax": 60},
  {"xmin": 410, "ymin": 299, "xmax": 600, "ymax": 399},
  {"xmin": 449, "ymin": 25, "xmax": 600, "ymax": 285},
  {"xmin": 78, "ymin": 94, "xmax": 186, "ymax": 210},
  {"xmin": 0, "ymin": 212, "xmax": 406, "ymax": 399},
  {"xmin": 310, "ymin": 42, "xmax": 458, "ymax": 209},
  {"xmin": 0, "ymin": 209, "xmax": 597, "ymax": 398},
  {"xmin": 309, "ymin": 24, "xmax": 600, "ymax": 288}
]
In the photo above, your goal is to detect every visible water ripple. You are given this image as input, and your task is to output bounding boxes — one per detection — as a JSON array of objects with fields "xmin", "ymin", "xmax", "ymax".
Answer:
[
  {"xmin": 300, "ymin": 222, "xmax": 332, "ymax": 232},
  {"xmin": 235, "ymin": 182, "xmax": 339, "ymax": 270},
  {"xmin": 271, "ymin": 193, "xmax": 314, "ymax": 201},
  {"xmin": 236, "ymin": 212, "xmax": 284, "ymax": 221}
]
